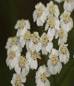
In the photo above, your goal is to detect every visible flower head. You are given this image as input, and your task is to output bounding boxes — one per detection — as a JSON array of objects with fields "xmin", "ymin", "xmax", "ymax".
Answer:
[
  {"xmin": 59, "ymin": 44, "xmax": 70, "ymax": 64},
  {"xmin": 60, "ymin": 11, "xmax": 73, "ymax": 32},
  {"xmin": 11, "ymin": 73, "xmax": 26, "ymax": 86},
  {"xmin": 46, "ymin": 1, "xmax": 60, "ymax": 17},
  {"xmin": 64, "ymin": 0, "xmax": 74, "ymax": 12},
  {"xmin": 15, "ymin": 19, "xmax": 30, "ymax": 37},
  {"xmin": 40, "ymin": 33, "xmax": 53, "ymax": 55},
  {"xmin": 26, "ymin": 51, "xmax": 41, "ymax": 69},
  {"xmin": 58, "ymin": 28, "xmax": 68, "ymax": 45},
  {"xmin": 14, "ymin": 56, "xmax": 30, "ymax": 78},
  {"xmin": 33, "ymin": 2, "xmax": 47, "ymax": 26},
  {"xmin": 47, "ymin": 49, "xmax": 62, "ymax": 75},
  {"xmin": 6, "ymin": 45, "xmax": 21, "ymax": 70},
  {"xmin": 36, "ymin": 65, "xmax": 50, "ymax": 86},
  {"xmin": 5, "ymin": 36, "xmax": 18, "ymax": 49}
]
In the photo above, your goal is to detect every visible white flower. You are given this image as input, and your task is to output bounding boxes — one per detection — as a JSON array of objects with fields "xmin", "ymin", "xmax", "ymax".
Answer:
[
  {"xmin": 15, "ymin": 19, "xmax": 30, "ymax": 37},
  {"xmin": 47, "ymin": 49, "xmax": 62, "ymax": 75},
  {"xmin": 59, "ymin": 44, "xmax": 70, "ymax": 64},
  {"xmin": 60, "ymin": 11, "xmax": 73, "ymax": 32},
  {"xmin": 46, "ymin": 1, "xmax": 60, "ymax": 17},
  {"xmin": 54, "ymin": 0, "xmax": 64, "ymax": 3},
  {"xmin": 45, "ymin": 16, "xmax": 60, "ymax": 40},
  {"xmin": 11, "ymin": 73, "xmax": 26, "ymax": 86},
  {"xmin": 28, "ymin": 32, "xmax": 41, "ymax": 52},
  {"xmin": 40, "ymin": 33, "xmax": 53, "ymax": 55},
  {"xmin": 26, "ymin": 51, "xmax": 41, "ymax": 69},
  {"xmin": 5, "ymin": 36, "xmax": 23, "ymax": 51},
  {"xmin": 14, "ymin": 56, "xmax": 30, "ymax": 78},
  {"xmin": 18, "ymin": 31, "xmax": 31, "ymax": 48},
  {"xmin": 6, "ymin": 45, "xmax": 21, "ymax": 70},
  {"xmin": 45, "ymin": 16, "xmax": 60, "ymax": 31},
  {"xmin": 57, "ymin": 28, "xmax": 68, "ymax": 45},
  {"xmin": 5, "ymin": 37, "xmax": 18, "ymax": 49},
  {"xmin": 45, "ymin": 16, "xmax": 60, "ymax": 41},
  {"xmin": 33, "ymin": 2, "xmax": 47, "ymax": 26},
  {"xmin": 64, "ymin": 0, "xmax": 74, "ymax": 12},
  {"xmin": 36, "ymin": 65, "xmax": 50, "ymax": 86}
]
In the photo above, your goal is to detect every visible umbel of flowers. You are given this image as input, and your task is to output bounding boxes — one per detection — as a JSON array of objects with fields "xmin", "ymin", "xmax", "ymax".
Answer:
[{"xmin": 5, "ymin": 0, "xmax": 74, "ymax": 86}]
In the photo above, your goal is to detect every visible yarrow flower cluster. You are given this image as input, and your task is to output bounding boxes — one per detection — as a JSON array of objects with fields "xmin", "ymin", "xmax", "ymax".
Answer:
[{"xmin": 5, "ymin": 0, "xmax": 74, "ymax": 86}]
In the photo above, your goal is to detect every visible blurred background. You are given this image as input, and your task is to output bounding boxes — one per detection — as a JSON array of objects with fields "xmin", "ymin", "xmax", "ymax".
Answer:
[{"xmin": 0, "ymin": 0, "xmax": 74, "ymax": 86}]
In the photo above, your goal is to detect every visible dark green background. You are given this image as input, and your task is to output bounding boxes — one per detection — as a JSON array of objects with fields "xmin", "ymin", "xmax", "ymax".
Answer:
[{"xmin": 0, "ymin": 0, "xmax": 74, "ymax": 86}]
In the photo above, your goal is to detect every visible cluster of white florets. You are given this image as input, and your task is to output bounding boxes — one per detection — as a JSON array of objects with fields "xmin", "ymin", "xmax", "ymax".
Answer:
[{"xmin": 5, "ymin": 0, "xmax": 74, "ymax": 86}]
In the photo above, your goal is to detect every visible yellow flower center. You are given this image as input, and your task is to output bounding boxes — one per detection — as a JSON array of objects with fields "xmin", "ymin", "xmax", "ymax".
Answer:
[
  {"xmin": 8, "ymin": 51, "xmax": 16, "ymax": 59},
  {"xmin": 24, "ymin": 31, "xmax": 31, "ymax": 40},
  {"xmin": 62, "ymin": 12, "xmax": 71, "ymax": 23},
  {"xmin": 40, "ymin": 73, "xmax": 47, "ymax": 81},
  {"xmin": 40, "ymin": 33, "xmax": 49, "ymax": 46},
  {"xmin": 36, "ymin": 8, "xmax": 44, "ymax": 17},
  {"xmin": 58, "ymin": 29, "xmax": 64, "ymax": 38},
  {"xmin": 49, "ymin": 5, "xmax": 55, "ymax": 14},
  {"xmin": 8, "ymin": 37, "xmax": 17, "ymax": 45},
  {"xmin": 19, "ymin": 56, "xmax": 26, "ymax": 68},
  {"xmin": 60, "ymin": 46, "xmax": 68, "ymax": 54},
  {"xmin": 31, "ymin": 32, "xmax": 40, "ymax": 44},
  {"xmin": 31, "ymin": 51, "xmax": 41, "ymax": 60},
  {"xmin": 50, "ymin": 55, "xmax": 58, "ymax": 65},
  {"xmin": 15, "ymin": 19, "xmax": 26, "ymax": 29},
  {"xmin": 15, "ymin": 75, "xmax": 22, "ymax": 86},
  {"xmin": 47, "ymin": 16, "xmax": 56, "ymax": 28},
  {"xmin": 36, "ymin": 4, "xmax": 45, "ymax": 17},
  {"xmin": 47, "ymin": 2, "xmax": 57, "ymax": 16}
]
